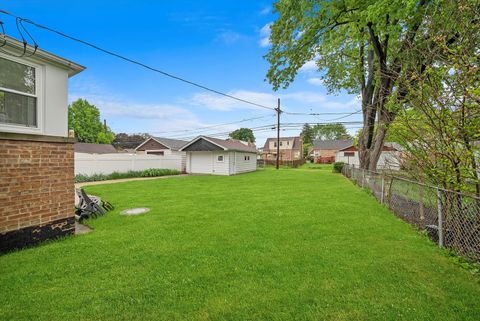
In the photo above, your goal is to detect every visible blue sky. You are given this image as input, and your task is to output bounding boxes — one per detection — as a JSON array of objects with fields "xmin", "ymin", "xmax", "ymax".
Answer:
[{"xmin": 1, "ymin": 1, "xmax": 361, "ymax": 145}]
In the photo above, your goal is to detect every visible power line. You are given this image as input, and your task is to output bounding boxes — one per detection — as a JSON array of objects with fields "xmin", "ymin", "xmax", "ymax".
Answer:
[
  {"xmin": 149, "ymin": 114, "xmax": 275, "ymax": 136},
  {"xmin": 0, "ymin": 9, "xmax": 276, "ymax": 111}
]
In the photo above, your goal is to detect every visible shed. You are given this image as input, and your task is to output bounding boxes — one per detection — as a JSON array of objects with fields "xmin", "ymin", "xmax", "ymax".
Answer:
[
  {"xmin": 179, "ymin": 136, "xmax": 257, "ymax": 175},
  {"xmin": 335, "ymin": 143, "xmax": 402, "ymax": 170}
]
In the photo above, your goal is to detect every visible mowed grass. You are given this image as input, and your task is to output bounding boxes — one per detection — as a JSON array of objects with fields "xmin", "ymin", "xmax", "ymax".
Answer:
[{"xmin": 1, "ymin": 169, "xmax": 479, "ymax": 321}]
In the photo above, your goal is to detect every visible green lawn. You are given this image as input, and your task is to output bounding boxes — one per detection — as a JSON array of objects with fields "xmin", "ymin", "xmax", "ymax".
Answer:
[
  {"xmin": 299, "ymin": 162, "xmax": 334, "ymax": 170},
  {"xmin": 1, "ymin": 169, "xmax": 479, "ymax": 321}
]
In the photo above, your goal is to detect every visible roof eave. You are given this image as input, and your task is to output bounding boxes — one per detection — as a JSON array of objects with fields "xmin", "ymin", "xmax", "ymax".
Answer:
[{"xmin": 2, "ymin": 35, "xmax": 86, "ymax": 76}]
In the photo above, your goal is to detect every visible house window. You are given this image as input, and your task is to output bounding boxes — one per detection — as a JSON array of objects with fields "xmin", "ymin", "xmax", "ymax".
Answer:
[
  {"xmin": 217, "ymin": 155, "xmax": 224, "ymax": 162},
  {"xmin": 146, "ymin": 151, "xmax": 164, "ymax": 156},
  {"xmin": 0, "ymin": 57, "xmax": 38, "ymax": 128},
  {"xmin": 273, "ymin": 142, "xmax": 277, "ymax": 147},
  {"xmin": 244, "ymin": 155, "xmax": 250, "ymax": 161},
  {"xmin": 344, "ymin": 152, "xmax": 355, "ymax": 157},
  {"xmin": 280, "ymin": 141, "xmax": 283, "ymax": 146},
  {"xmin": 287, "ymin": 141, "xmax": 290, "ymax": 146}
]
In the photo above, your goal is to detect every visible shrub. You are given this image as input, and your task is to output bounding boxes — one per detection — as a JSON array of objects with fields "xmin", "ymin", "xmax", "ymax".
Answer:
[
  {"xmin": 75, "ymin": 168, "xmax": 180, "ymax": 183},
  {"xmin": 333, "ymin": 162, "xmax": 345, "ymax": 173}
]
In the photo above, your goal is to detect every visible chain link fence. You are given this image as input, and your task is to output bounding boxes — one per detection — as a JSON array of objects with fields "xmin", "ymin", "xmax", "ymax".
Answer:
[
  {"xmin": 257, "ymin": 159, "xmax": 305, "ymax": 168},
  {"xmin": 342, "ymin": 164, "xmax": 480, "ymax": 261}
]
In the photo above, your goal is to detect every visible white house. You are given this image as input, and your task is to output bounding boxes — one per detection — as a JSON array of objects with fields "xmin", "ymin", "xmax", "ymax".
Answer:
[
  {"xmin": 179, "ymin": 136, "xmax": 257, "ymax": 175},
  {"xmin": 335, "ymin": 143, "xmax": 403, "ymax": 170},
  {"xmin": 0, "ymin": 35, "xmax": 85, "ymax": 252}
]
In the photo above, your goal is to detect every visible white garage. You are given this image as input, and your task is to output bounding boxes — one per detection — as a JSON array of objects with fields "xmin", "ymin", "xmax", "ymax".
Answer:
[{"xmin": 180, "ymin": 136, "xmax": 257, "ymax": 175}]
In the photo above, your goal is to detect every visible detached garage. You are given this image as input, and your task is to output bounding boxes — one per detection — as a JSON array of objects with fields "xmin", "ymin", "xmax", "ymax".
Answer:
[{"xmin": 180, "ymin": 136, "xmax": 257, "ymax": 175}]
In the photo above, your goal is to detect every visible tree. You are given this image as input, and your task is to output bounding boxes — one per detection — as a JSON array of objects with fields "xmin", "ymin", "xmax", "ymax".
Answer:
[
  {"xmin": 68, "ymin": 99, "xmax": 115, "ymax": 144},
  {"xmin": 387, "ymin": 4, "xmax": 480, "ymax": 195},
  {"xmin": 313, "ymin": 123, "xmax": 351, "ymax": 140},
  {"xmin": 300, "ymin": 123, "xmax": 314, "ymax": 145},
  {"xmin": 113, "ymin": 133, "xmax": 151, "ymax": 149},
  {"xmin": 265, "ymin": 0, "xmax": 468, "ymax": 170},
  {"xmin": 229, "ymin": 128, "xmax": 255, "ymax": 143}
]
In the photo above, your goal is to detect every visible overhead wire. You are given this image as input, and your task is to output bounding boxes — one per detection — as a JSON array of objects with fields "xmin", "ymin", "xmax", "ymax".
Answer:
[
  {"xmin": 0, "ymin": 9, "xmax": 276, "ymax": 111},
  {"xmin": 0, "ymin": 8, "xmax": 371, "ymax": 140}
]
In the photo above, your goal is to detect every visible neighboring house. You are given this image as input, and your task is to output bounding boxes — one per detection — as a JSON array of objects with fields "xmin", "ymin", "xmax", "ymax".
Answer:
[
  {"xmin": 0, "ymin": 36, "xmax": 85, "ymax": 252},
  {"xmin": 135, "ymin": 136, "xmax": 188, "ymax": 156},
  {"xmin": 135, "ymin": 136, "xmax": 188, "ymax": 171},
  {"xmin": 262, "ymin": 136, "xmax": 303, "ymax": 161},
  {"xmin": 309, "ymin": 139, "xmax": 353, "ymax": 163},
  {"xmin": 257, "ymin": 147, "xmax": 264, "ymax": 160},
  {"xmin": 74, "ymin": 142, "xmax": 118, "ymax": 154},
  {"xmin": 335, "ymin": 143, "xmax": 402, "ymax": 170},
  {"xmin": 179, "ymin": 136, "xmax": 257, "ymax": 175}
]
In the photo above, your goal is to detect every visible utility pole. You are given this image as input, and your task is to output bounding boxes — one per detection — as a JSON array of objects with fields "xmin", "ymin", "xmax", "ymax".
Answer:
[
  {"xmin": 104, "ymin": 119, "xmax": 107, "ymax": 133},
  {"xmin": 276, "ymin": 98, "xmax": 281, "ymax": 170}
]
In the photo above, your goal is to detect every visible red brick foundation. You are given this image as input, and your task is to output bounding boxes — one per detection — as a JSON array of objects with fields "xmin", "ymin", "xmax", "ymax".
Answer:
[{"xmin": 0, "ymin": 137, "xmax": 75, "ymax": 253}]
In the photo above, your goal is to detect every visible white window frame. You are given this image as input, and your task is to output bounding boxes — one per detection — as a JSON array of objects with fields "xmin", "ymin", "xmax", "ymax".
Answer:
[
  {"xmin": 217, "ymin": 154, "xmax": 224, "ymax": 162},
  {"xmin": 146, "ymin": 149, "xmax": 166, "ymax": 156},
  {"xmin": 0, "ymin": 53, "xmax": 44, "ymax": 135}
]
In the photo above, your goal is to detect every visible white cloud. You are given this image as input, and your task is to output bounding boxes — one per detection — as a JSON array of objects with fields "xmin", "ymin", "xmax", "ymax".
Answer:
[
  {"xmin": 258, "ymin": 22, "xmax": 272, "ymax": 47},
  {"xmin": 299, "ymin": 60, "xmax": 317, "ymax": 72},
  {"xmin": 307, "ymin": 78, "xmax": 324, "ymax": 86},
  {"xmin": 68, "ymin": 91, "xmax": 203, "ymax": 134},
  {"xmin": 186, "ymin": 89, "xmax": 358, "ymax": 112},
  {"xmin": 189, "ymin": 90, "xmax": 278, "ymax": 111},
  {"xmin": 216, "ymin": 30, "xmax": 243, "ymax": 45},
  {"xmin": 282, "ymin": 91, "xmax": 327, "ymax": 104},
  {"xmin": 259, "ymin": 6, "xmax": 271, "ymax": 15}
]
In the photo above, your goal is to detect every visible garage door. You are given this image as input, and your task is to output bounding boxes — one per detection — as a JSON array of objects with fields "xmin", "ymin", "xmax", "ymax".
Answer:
[{"xmin": 190, "ymin": 152, "xmax": 213, "ymax": 174}]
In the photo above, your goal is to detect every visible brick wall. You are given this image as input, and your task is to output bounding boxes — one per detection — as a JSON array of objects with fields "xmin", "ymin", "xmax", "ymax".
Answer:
[{"xmin": 0, "ymin": 138, "xmax": 75, "ymax": 252}]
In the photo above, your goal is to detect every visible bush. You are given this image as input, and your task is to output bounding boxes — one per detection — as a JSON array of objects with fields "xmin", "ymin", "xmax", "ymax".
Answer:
[
  {"xmin": 75, "ymin": 168, "xmax": 180, "ymax": 183},
  {"xmin": 333, "ymin": 162, "xmax": 345, "ymax": 173}
]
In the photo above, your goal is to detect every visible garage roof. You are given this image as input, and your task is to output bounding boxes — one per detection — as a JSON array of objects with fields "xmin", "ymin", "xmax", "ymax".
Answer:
[{"xmin": 180, "ymin": 136, "xmax": 257, "ymax": 153}]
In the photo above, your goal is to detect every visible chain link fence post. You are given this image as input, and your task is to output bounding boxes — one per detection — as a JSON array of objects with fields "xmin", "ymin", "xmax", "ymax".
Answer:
[
  {"xmin": 436, "ymin": 188, "xmax": 444, "ymax": 248},
  {"xmin": 361, "ymin": 168, "xmax": 365, "ymax": 188},
  {"xmin": 380, "ymin": 174, "xmax": 385, "ymax": 204}
]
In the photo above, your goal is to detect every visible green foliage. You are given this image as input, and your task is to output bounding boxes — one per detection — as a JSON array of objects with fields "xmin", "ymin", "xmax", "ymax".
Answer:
[
  {"xmin": 229, "ymin": 128, "xmax": 255, "ymax": 143},
  {"xmin": 303, "ymin": 142, "xmax": 312, "ymax": 159},
  {"xmin": 333, "ymin": 162, "xmax": 345, "ymax": 173},
  {"xmin": 300, "ymin": 123, "xmax": 314, "ymax": 145},
  {"xmin": 68, "ymin": 99, "xmax": 115, "ymax": 144},
  {"xmin": 265, "ymin": 0, "xmax": 427, "ymax": 92},
  {"xmin": 75, "ymin": 168, "xmax": 180, "ymax": 183},
  {"xmin": 113, "ymin": 133, "xmax": 151, "ymax": 149},
  {"xmin": 313, "ymin": 123, "xmax": 351, "ymax": 140}
]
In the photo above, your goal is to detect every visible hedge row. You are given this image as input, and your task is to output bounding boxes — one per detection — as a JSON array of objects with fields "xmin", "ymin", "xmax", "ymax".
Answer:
[{"xmin": 75, "ymin": 168, "xmax": 180, "ymax": 183}]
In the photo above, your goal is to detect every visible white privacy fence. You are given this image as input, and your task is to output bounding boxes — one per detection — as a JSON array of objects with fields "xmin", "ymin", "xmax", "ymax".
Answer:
[{"xmin": 75, "ymin": 153, "xmax": 184, "ymax": 175}]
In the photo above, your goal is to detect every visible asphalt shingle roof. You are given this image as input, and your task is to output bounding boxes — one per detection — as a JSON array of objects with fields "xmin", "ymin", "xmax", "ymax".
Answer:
[
  {"xmin": 74, "ymin": 143, "xmax": 118, "ymax": 154},
  {"xmin": 263, "ymin": 136, "xmax": 302, "ymax": 150},
  {"xmin": 206, "ymin": 136, "xmax": 257, "ymax": 153},
  {"xmin": 312, "ymin": 139, "xmax": 353, "ymax": 150},
  {"xmin": 152, "ymin": 137, "xmax": 189, "ymax": 151}
]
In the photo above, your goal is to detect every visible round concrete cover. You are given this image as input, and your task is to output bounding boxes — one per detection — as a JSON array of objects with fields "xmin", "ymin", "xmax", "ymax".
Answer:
[{"xmin": 120, "ymin": 208, "xmax": 150, "ymax": 216}]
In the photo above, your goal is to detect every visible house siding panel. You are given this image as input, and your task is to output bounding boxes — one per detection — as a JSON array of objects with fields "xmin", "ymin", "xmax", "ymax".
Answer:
[
  {"xmin": 136, "ymin": 139, "xmax": 168, "ymax": 151},
  {"xmin": 234, "ymin": 152, "xmax": 257, "ymax": 174}
]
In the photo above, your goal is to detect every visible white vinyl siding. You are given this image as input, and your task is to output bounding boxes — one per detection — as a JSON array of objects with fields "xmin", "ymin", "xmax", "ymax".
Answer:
[
  {"xmin": 233, "ymin": 152, "xmax": 257, "ymax": 174},
  {"xmin": 142, "ymin": 149, "xmax": 186, "ymax": 172},
  {"xmin": 186, "ymin": 151, "xmax": 256, "ymax": 175},
  {"xmin": 0, "ymin": 53, "xmax": 72, "ymax": 137}
]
